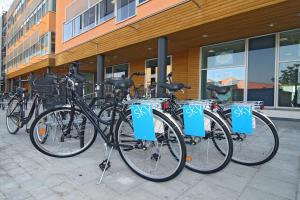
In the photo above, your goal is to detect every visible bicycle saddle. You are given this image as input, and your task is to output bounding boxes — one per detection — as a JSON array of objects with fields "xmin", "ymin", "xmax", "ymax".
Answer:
[
  {"xmin": 206, "ymin": 84, "xmax": 230, "ymax": 94},
  {"xmin": 105, "ymin": 79, "xmax": 133, "ymax": 89},
  {"xmin": 16, "ymin": 87, "xmax": 27, "ymax": 95},
  {"xmin": 159, "ymin": 83, "xmax": 190, "ymax": 92}
]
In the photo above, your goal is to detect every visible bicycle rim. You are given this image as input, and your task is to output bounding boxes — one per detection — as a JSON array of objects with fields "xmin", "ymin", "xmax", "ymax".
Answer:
[
  {"xmin": 30, "ymin": 107, "xmax": 97, "ymax": 158},
  {"xmin": 6, "ymin": 98, "xmax": 21, "ymax": 134},
  {"xmin": 176, "ymin": 109, "xmax": 233, "ymax": 174},
  {"xmin": 224, "ymin": 109, "xmax": 279, "ymax": 165},
  {"xmin": 115, "ymin": 109, "xmax": 186, "ymax": 182}
]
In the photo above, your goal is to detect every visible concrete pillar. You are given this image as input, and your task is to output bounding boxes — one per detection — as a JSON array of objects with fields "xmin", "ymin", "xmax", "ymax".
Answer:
[
  {"xmin": 157, "ymin": 37, "xmax": 168, "ymax": 97},
  {"xmin": 97, "ymin": 55, "xmax": 105, "ymax": 97}
]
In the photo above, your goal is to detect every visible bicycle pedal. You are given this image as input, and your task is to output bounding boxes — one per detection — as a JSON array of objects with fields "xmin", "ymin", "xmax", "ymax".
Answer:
[{"xmin": 99, "ymin": 159, "xmax": 111, "ymax": 171}]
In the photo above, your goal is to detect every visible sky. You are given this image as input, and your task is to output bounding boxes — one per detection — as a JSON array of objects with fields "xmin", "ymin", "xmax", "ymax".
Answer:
[{"xmin": 0, "ymin": 0, "xmax": 14, "ymax": 13}]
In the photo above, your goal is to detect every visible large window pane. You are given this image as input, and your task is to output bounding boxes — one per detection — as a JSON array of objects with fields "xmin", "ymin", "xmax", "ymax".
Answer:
[
  {"xmin": 105, "ymin": 64, "xmax": 129, "ymax": 79},
  {"xmin": 116, "ymin": 0, "xmax": 136, "ymax": 22},
  {"xmin": 201, "ymin": 40, "xmax": 245, "ymax": 101},
  {"xmin": 99, "ymin": 0, "xmax": 114, "ymax": 23},
  {"xmin": 280, "ymin": 29, "xmax": 300, "ymax": 62},
  {"xmin": 202, "ymin": 67, "xmax": 245, "ymax": 101},
  {"xmin": 202, "ymin": 40, "xmax": 245, "ymax": 69},
  {"xmin": 83, "ymin": 6, "xmax": 96, "ymax": 30},
  {"xmin": 278, "ymin": 62, "xmax": 300, "ymax": 107},
  {"xmin": 105, "ymin": 67, "xmax": 113, "ymax": 79},
  {"xmin": 279, "ymin": 29, "xmax": 300, "ymax": 107},
  {"xmin": 63, "ymin": 21, "xmax": 73, "ymax": 42},
  {"xmin": 73, "ymin": 16, "xmax": 82, "ymax": 36},
  {"xmin": 248, "ymin": 35, "xmax": 275, "ymax": 106},
  {"xmin": 114, "ymin": 64, "xmax": 129, "ymax": 78}
]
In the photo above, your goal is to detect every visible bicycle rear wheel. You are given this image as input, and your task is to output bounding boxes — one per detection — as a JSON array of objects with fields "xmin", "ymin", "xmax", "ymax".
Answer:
[
  {"xmin": 6, "ymin": 97, "xmax": 21, "ymax": 134},
  {"xmin": 115, "ymin": 109, "xmax": 186, "ymax": 182},
  {"xmin": 223, "ymin": 109, "xmax": 279, "ymax": 166},
  {"xmin": 175, "ymin": 109, "xmax": 233, "ymax": 174},
  {"xmin": 29, "ymin": 107, "xmax": 97, "ymax": 158}
]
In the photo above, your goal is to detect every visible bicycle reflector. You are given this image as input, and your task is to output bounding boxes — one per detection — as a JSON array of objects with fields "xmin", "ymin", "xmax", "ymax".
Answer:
[
  {"xmin": 161, "ymin": 100, "xmax": 170, "ymax": 111},
  {"xmin": 39, "ymin": 128, "xmax": 46, "ymax": 135},
  {"xmin": 186, "ymin": 156, "xmax": 193, "ymax": 161},
  {"xmin": 213, "ymin": 102, "xmax": 219, "ymax": 110}
]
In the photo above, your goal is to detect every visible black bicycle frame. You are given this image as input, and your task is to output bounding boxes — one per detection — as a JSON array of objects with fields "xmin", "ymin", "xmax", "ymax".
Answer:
[
  {"xmin": 69, "ymin": 89, "xmax": 126, "ymax": 146},
  {"xmin": 9, "ymin": 94, "xmax": 40, "ymax": 128}
]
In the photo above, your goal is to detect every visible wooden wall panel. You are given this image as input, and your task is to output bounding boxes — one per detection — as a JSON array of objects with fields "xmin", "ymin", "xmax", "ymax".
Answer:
[
  {"xmin": 172, "ymin": 51, "xmax": 188, "ymax": 99},
  {"xmin": 187, "ymin": 48, "xmax": 200, "ymax": 99},
  {"xmin": 55, "ymin": 0, "xmax": 290, "ymax": 66}
]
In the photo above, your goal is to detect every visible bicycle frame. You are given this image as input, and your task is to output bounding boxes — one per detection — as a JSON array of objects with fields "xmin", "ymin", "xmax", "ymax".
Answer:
[
  {"xmin": 68, "ymin": 89, "xmax": 128, "ymax": 147},
  {"xmin": 8, "ymin": 94, "xmax": 40, "ymax": 128}
]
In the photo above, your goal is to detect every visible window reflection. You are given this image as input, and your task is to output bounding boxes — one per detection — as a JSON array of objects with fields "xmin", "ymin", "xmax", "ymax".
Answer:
[
  {"xmin": 248, "ymin": 35, "xmax": 275, "ymax": 106},
  {"xmin": 116, "ymin": 0, "xmax": 136, "ymax": 22},
  {"xmin": 278, "ymin": 62, "xmax": 300, "ymax": 107},
  {"xmin": 201, "ymin": 40, "xmax": 245, "ymax": 101},
  {"xmin": 279, "ymin": 29, "xmax": 300, "ymax": 107}
]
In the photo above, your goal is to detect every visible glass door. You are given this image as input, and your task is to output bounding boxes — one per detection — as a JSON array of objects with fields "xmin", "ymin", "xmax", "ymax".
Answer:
[{"xmin": 145, "ymin": 57, "xmax": 172, "ymax": 96}]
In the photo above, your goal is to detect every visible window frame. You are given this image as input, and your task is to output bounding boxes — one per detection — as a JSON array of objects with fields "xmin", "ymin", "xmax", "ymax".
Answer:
[{"xmin": 115, "ymin": 0, "xmax": 137, "ymax": 23}]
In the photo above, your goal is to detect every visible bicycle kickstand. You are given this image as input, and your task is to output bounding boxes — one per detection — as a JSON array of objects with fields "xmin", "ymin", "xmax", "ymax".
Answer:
[{"xmin": 97, "ymin": 143, "xmax": 114, "ymax": 185}]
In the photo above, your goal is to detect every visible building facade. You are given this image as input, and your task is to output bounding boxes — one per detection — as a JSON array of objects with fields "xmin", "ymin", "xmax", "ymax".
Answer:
[
  {"xmin": 0, "ymin": 11, "xmax": 7, "ymax": 92},
  {"xmin": 4, "ymin": 0, "xmax": 56, "ymax": 91},
  {"xmin": 4, "ymin": 0, "xmax": 300, "ymax": 111}
]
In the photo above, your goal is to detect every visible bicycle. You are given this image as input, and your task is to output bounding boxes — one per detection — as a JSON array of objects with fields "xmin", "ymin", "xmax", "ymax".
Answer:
[
  {"xmin": 29, "ymin": 65, "xmax": 187, "ymax": 182},
  {"xmin": 98, "ymin": 72, "xmax": 233, "ymax": 174},
  {"xmin": 6, "ymin": 82, "xmax": 44, "ymax": 134},
  {"xmin": 205, "ymin": 84, "xmax": 279, "ymax": 166}
]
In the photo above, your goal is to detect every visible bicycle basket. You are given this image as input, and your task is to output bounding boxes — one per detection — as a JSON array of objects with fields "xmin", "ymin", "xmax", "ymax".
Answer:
[{"xmin": 31, "ymin": 74, "xmax": 67, "ymax": 109}]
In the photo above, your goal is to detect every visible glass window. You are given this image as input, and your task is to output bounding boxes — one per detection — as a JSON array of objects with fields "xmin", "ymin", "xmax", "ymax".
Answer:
[
  {"xmin": 105, "ymin": 67, "xmax": 113, "ymax": 79},
  {"xmin": 138, "ymin": 0, "xmax": 147, "ymax": 4},
  {"xmin": 98, "ymin": 0, "xmax": 114, "ymax": 23},
  {"xmin": 145, "ymin": 57, "xmax": 172, "ymax": 96},
  {"xmin": 278, "ymin": 62, "xmax": 300, "ymax": 107},
  {"xmin": 113, "ymin": 64, "xmax": 129, "ymax": 78},
  {"xmin": 279, "ymin": 29, "xmax": 300, "ymax": 107},
  {"xmin": 116, "ymin": 0, "xmax": 136, "ymax": 22},
  {"xmin": 248, "ymin": 35, "xmax": 275, "ymax": 106},
  {"xmin": 201, "ymin": 40, "xmax": 246, "ymax": 101},
  {"xmin": 280, "ymin": 29, "xmax": 300, "ymax": 62},
  {"xmin": 83, "ymin": 6, "xmax": 96, "ymax": 31},
  {"xmin": 63, "ymin": 21, "xmax": 73, "ymax": 41},
  {"xmin": 73, "ymin": 16, "xmax": 82, "ymax": 36}
]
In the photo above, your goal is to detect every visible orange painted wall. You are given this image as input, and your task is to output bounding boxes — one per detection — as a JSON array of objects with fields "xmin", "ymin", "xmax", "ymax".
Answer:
[{"xmin": 56, "ymin": 0, "xmax": 185, "ymax": 54}]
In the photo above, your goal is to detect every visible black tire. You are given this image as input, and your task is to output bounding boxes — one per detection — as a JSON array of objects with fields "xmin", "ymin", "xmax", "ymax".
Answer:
[
  {"xmin": 6, "ymin": 97, "xmax": 21, "ymax": 134},
  {"xmin": 29, "ymin": 106, "xmax": 97, "ymax": 158},
  {"xmin": 115, "ymin": 109, "xmax": 186, "ymax": 182},
  {"xmin": 175, "ymin": 109, "xmax": 233, "ymax": 174},
  {"xmin": 222, "ymin": 109, "xmax": 279, "ymax": 166}
]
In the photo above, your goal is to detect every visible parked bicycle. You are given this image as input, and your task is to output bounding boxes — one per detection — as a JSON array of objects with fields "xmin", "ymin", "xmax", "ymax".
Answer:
[
  {"xmin": 161, "ymin": 72, "xmax": 279, "ymax": 166},
  {"xmin": 29, "ymin": 65, "xmax": 187, "ymax": 182},
  {"xmin": 98, "ymin": 72, "xmax": 233, "ymax": 174},
  {"xmin": 205, "ymin": 84, "xmax": 279, "ymax": 166}
]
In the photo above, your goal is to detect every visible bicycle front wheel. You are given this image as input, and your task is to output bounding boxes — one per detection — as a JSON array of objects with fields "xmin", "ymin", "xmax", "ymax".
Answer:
[
  {"xmin": 29, "ymin": 107, "xmax": 97, "ymax": 158},
  {"xmin": 6, "ymin": 97, "xmax": 21, "ymax": 134},
  {"xmin": 223, "ymin": 109, "xmax": 279, "ymax": 166},
  {"xmin": 115, "ymin": 109, "xmax": 186, "ymax": 182}
]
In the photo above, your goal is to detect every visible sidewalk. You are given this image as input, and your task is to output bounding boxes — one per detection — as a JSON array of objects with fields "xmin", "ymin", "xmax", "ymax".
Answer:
[{"xmin": 0, "ymin": 112, "xmax": 299, "ymax": 200}]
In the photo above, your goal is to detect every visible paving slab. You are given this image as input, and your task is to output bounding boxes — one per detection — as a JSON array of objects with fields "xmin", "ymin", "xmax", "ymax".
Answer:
[{"xmin": 0, "ymin": 113, "xmax": 299, "ymax": 200}]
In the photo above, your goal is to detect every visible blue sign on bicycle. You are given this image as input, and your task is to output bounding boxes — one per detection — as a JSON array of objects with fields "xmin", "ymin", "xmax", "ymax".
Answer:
[
  {"xmin": 183, "ymin": 104, "xmax": 205, "ymax": 137},
  {"xmin": 131, "ymin": 104, "xmax": 156, "ymax": 141},
  {"xmin": 231, "ymin": 105, "xmax": 253, "ymax": 134}
]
